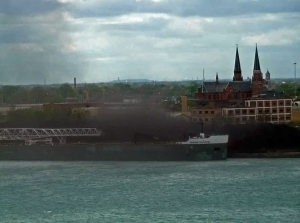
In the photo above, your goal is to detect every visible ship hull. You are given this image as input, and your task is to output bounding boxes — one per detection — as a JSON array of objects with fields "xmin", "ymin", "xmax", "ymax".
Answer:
[{"xmin": 0, "ymin": 143, "xmax": 227, "ymax": 161}]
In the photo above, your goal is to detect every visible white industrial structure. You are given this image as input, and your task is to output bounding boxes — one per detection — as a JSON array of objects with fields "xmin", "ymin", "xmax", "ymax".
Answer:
[{"xmin": 0, "ymin": 128, "xmax": 103, "ymax": 145}]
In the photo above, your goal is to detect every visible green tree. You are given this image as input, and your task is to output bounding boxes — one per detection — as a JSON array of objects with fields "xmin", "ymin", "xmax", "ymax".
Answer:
[
  {"xmin": 59, "ymin": 84, "xmax": 75, "ymax": 98},
  {"xmin": 275, "ymin": 82, "xmax": 299, "ymax": 97},
  {"xmin": 30, "ymin": 86, "xmax": 48, "ymax": 103},
  {"xmin": 187, "ymin": 81, "xmax": 199, "ymax": 97},
  {"xmin": 10, "ymin": 88, "xmax": 31, "ymax": 104},
  {"xmin": 1, "ymin": 85, "xmax": 23, "ymax": 103}
]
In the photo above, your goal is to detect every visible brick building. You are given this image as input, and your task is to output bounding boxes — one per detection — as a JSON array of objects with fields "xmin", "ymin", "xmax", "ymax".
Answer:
[
  {"xmin": 222, "ymin": 92, "xmax": 292, "ymax": 124},
  {"xmin": 195, "ymin": 45, "xmax": 269, "ymax": 103},
  {"xmin": 187, "ymin": 45, "xmax": 292, "ymax": 124}
]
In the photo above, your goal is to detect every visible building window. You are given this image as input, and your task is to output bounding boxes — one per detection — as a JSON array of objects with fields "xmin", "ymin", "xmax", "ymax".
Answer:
[
  {"xmin": 279, "ymin": 109, "xmax": 284, "ymax": 113},
  {"xmin": 272, "ymin": 116, "xmax": 278, "ymax": 121},
  {"xmin": 199, "ymin": 111, "xmax": 202, "ymax": 114},
  {"xmin": 272, "ymin": 101, "xmax": 277, "ymax": 106},
  {"xmin": 279, "ymin": 101, "xmax": 284, "ymax": 106},
  {"xmin": 204, "ymin": 118, "xmax": 209, "ymax": 121},
  {"xmin": 265, "ymin": 101, "xmax": 270, "ymax": 107},
  {"xmin": 205, "ymin": 111, "xmax": 208, "ymax": 114},
  {"xmin": 286, "ymin": 108, "xmax": 291, "ymax": 113},
  {"xmin": 242, "ymin": 110, "xmax": 247, "ymax": 114},
  {"xmin": 250, "ymin": 101, "xmax": 255, "ymax": 107},
  {"xmin": 235, "ymin": 110, "xmax": 240, "ymax": 115},
  {"xmin": 272, "ymin": 109, "xmax": 277, "ymax": 113},
  {"xmin": 265, "ymin": 109, "xmax": 270, "ymax": 113},
  {"xmin": 258, "ymin": 102, "xmax": 263, "ymax": 107},
  {"xmin": 249, "ymin": 109, "xmax": 254, "ymax": 114},
  {"xmin": 285, "ymin": 100, "xmax": 291, "ymax": 106},
  {"xmin": 211, "ymin": 111, "xmax": 214, "ymax": 114}
]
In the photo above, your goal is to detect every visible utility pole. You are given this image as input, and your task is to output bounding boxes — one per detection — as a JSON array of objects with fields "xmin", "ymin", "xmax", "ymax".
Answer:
[
  {"xmin": 294, "ymin": 62, "xmax": 297, "ymax": 97},
  {"xmin": 294, "ymin": 62, "xmax": 297, "ymax": 81},
  {"xmin": 202, "ymin": 69, "xmax": 204, "ymax": 93},
  {"xmin": 102, "ymin": 88, "xmax": 105, "ymax": 104}
]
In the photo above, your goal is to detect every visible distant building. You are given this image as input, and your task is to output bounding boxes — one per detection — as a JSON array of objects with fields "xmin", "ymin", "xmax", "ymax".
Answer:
[
  {"xmin": 265, "ymin": 70, "xmax": 271, "ymax": 81},
  {"xmin": 0, "ymin": 104, "xmax": 42, "ymax": 115},
  {"xmin": 195, "ymin": 45, "xmax": 269, "ymax": 104},
  {"xmin": 222, "ymin": 91, "xmax": 292, "ymax": 124},
  {"xmin": 182, "ymin": 90, "xmax": 292, "ymax": 124},
  {"xmin": 191, "ymin": 107, "xmax": 222, "ymax": 123},
  {"xmin": 264, "ymin": 69, "xmax": 273, "ymax": 90},
  {"xmin": 181, "ymin": 45, "xmax": 290, "ymax": 124}
]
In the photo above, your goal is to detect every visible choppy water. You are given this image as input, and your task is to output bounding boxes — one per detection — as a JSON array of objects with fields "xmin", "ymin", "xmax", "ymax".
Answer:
[{"xmin": 0, "ymin": 159, "xmax": 299, "ymax": 223}]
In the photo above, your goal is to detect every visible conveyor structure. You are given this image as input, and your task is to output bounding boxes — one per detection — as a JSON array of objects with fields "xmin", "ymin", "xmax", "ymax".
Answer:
[{"xmin": 0, "ymin": 128, "xmax": 103, "ymax": 145}]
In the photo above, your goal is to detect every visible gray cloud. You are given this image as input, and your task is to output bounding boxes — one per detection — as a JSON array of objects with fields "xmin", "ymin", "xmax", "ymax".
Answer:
[
  {"xmin": 0, "ymin": 43, "xmax": 84, "ymax": 85},
  {"xmin": 0, "ymin": 0, "xmax": 64, "ymax": 16},
  {"xmin": 73, "ymin": 0, "xmax": 300, "ymax": 18},
  {"xmin": 99, "ymin": 17, "xmax": 169, "ymax": 33},
  {"xmin": 0, "ymin": 26, "xmax": 33, "ymax": 44},
  {"xmin": 0, "ymin": 0, "xmax": 299, "ymax": 84}
]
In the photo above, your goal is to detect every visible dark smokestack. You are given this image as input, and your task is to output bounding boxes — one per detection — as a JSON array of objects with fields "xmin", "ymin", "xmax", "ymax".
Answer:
[{"xmin": 74, "ymin": 77, "xmax": 77, "ymax": 89}]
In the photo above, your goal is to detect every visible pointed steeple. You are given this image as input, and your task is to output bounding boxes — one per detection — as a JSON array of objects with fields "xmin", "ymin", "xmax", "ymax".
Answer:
[
  {"xmin": 234, "ymin": 44, "xmax": 241, "ymax": 72},
  {"xmin": 252, "ymin": 44, "xmax": 264, "ymax": 95},
  {"xmin": 216, "ymin": 72, "xmax": 219, "ymax": 84},
  {"xmin": 265, "ymin": 69, "xmax": 270, "ymax": 80},
  {"xmin": 233, "ymin": 44, "xmax": 243, "ymax": 81},
  {"xmin": 253, "ymin": 44, "xmax": 261, "ymax": 71}
]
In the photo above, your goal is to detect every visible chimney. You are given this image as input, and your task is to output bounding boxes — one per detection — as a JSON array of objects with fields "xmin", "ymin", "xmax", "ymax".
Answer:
[
  {"xmin": 181, "ymin": 96, "xmax": 188, "ymax": 113},
  {"xmin": 74, "ymin": 77, "xmax": 77, "ymax": 89}
]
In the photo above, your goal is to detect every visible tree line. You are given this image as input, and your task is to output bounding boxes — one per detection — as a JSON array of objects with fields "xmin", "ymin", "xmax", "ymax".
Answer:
[
  {"xmin": 274, "ymin": 82, "xmax": 300, "ymax": 99},
  {"xmin": 0, "ymin": 82, "xmax": 199, "ymax": 105}
]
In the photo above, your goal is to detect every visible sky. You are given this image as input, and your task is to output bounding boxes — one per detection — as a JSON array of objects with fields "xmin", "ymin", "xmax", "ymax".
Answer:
[{"xmin": 0, "ymin": 0, "xmax": 300, "ymax": 85}]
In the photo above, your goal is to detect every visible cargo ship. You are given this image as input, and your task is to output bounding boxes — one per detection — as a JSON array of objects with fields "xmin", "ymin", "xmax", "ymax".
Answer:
[{"xmin": 0, "ymin": 128, "xmax": 228, "ymax": 161}]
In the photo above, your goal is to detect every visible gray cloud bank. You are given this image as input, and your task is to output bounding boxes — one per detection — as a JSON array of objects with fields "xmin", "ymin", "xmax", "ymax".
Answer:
[
  {"xmin": 0, "ymin": 0, "xmax": 299, "ymax": 84},
  {"xmin": 73, "ymin": 0, "xmax": 300, "ymax": 18},
  {"xmin": 0, "ymin": 0, "xmax": 64, "ymax": 16}
]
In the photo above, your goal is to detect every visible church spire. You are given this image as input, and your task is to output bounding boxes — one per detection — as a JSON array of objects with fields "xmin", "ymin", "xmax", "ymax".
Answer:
[
  {"xmin": 234, "ymin": 44, "xmax": 241, "ymax": 72},
  {"xmin": 253, "ymin": 44, "xmax": 261, "ymax": 71},
  {"xmin": 251, "ymin": 44, "xmax": 264, "ymax": 95},
  {"xmin": 233, "ymin": 44, "xmax": 243, "ymax": 81}
]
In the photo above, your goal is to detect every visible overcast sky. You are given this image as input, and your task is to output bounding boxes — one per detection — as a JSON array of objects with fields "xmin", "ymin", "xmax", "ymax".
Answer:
[{"xmin": 0, "ymin": 0, "xmax": 299, "ymax": 84}]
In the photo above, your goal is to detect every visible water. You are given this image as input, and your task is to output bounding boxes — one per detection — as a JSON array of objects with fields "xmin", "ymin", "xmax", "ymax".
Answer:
[{"xmin": 0, "ymin": 159, "xmax": 299, "ymax": 223}]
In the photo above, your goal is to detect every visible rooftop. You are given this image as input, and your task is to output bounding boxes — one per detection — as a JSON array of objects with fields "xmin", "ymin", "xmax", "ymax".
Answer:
[{"xmin": 248, "ymin": 90, "xmax": 291, "ymax": 100}]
